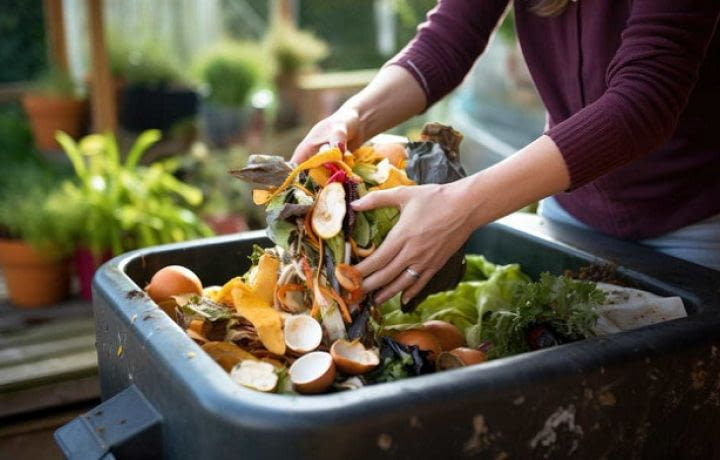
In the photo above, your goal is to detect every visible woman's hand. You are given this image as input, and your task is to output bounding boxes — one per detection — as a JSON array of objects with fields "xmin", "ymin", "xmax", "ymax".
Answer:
[
  {"xmin": 352, "ymin": 182, "xmax": 479, "ymax": 305},
  {"xmin": 291, "ymin": 66, "xmax": 427, "ymax": 164},
  {"xmin": 352, "ymin": 135, "xmax": 572, "ymax": 306},
  {"xmin": 291, "ymin": 108, "xmax": 363, "ymax": 164}
]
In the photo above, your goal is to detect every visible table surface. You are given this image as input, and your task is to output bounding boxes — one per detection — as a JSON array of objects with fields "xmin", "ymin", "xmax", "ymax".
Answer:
[{"xmin": 0, "ymin": 274, "xmax": 99, "ymax": 419}]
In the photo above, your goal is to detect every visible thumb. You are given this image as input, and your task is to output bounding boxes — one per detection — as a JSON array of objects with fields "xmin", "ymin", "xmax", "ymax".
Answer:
[
  {"xmin": 351, "ymin": 188, "xmax": 406, "ymax": 212},
  {"xmin": 291, "ymin": 142, "xmax": 318, "ymax": 164}
]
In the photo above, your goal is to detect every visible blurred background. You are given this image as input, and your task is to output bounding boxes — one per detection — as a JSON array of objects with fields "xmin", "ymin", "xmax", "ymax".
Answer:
[{"xmin": 0, "ymin": 1, "xmax": 542, "ymax": 457}]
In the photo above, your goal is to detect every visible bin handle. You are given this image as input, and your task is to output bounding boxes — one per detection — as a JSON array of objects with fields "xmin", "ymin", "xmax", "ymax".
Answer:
[{"xmin": 55, "ymin": 385, "xmax": 162, "ymax": 460}]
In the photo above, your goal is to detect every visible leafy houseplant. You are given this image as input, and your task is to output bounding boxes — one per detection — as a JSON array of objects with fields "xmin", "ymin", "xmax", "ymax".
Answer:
[
  {"xmin": 54, "ymin": 130, "xmax": 213, "ymax": 299},
  {"xmin": 177, "ymin": 143, "xmax": 266, "ymax": 233},
  {"xmin": 0, "ymin": 167, "xmax": 74, "ymax": 307},
  {"xmin": 194, "ymin": 41, "xmax": 269, "ymax": 147},
  {"xmin": 22, "ymin": 68, "xmax": 87, "ymax": 150}
]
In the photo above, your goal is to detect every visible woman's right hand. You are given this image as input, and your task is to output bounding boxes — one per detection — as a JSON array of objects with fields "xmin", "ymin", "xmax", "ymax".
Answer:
[{"xmin": 291, "ymin": 107, "xmax": 363, "ymax": 164}]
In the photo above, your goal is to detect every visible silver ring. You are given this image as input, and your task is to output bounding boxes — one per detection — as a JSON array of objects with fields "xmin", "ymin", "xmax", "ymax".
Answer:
[{"xmin": 405, "ymin": 268, "xmax": 421, "ymax": 280}]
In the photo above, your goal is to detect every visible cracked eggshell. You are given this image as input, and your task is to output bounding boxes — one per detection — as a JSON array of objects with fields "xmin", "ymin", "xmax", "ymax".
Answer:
[
  {"xmin": 394, "ymin": 329, "xmax": 442, "ymax": 361},
  {"xmin": 284, "ymin": 314, "xmax": 323, "ymax": 354},
  {"xmin": 423, "ymin": 320, "xmax": 466, "ymax": 351},
  {"xmin": 330, "ymin": 339, "xmax": 380, "ymax": 375},
  {"xmin": 289, "ymin": 351, "xmax": 336, "ymax": 394}
]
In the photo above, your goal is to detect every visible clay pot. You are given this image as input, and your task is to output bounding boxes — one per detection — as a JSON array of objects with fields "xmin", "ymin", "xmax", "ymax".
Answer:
[
  {"xmin": 74, "ymin": 247, "xmax": 113, "ymax": 300},
  {"xmin": 0, "ymin": 239, "xmax": 70, "ymax": 307},
  {"xmin": 22, "ymin": 94, "xmax": 87, "ymax": 151}
]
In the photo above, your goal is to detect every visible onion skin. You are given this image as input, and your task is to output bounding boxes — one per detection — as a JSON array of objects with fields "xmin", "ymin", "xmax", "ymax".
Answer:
[{"xmin": 145, "ymin": 265, "xmax": 203, "ymax": 305}]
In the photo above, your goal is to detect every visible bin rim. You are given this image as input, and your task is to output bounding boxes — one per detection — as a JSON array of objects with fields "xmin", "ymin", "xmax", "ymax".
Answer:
[{"xmin": 92, "ymin": 214, "xmax": 720, "ymax": 426}]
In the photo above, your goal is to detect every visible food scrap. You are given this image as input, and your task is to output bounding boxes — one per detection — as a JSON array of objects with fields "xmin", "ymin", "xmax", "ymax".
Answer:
[{"xmin": 142, "ymin": 124, "xmax": 683, "ymax": 395}]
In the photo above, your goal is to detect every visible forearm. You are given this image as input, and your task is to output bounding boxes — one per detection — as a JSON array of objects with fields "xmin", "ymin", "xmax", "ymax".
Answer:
[
  {"xmin": 341, "ymin": 65, "xmax": 427, "ymax": 144},
  {"xmin": 449, "ymin": 135, "xmax": 570, "ymax": 229}
]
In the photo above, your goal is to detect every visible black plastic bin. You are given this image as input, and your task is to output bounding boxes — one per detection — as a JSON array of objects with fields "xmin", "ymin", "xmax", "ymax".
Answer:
[{"xmin": 55, "ymin": 214, "xmax": 720, "ymax": 459}]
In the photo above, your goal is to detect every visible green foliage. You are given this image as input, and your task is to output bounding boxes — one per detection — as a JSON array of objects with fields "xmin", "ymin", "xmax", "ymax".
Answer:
[
  {"xmin": 53, "ymin": 130, "xmax": 213, "ymax": 256},
  {"xmin": 264, "ymin": 16, "xmax": 329, "ymax": 74},
  {"xmin": 0, "ymin": 0, "xmax": 46, "ymax": 83},
  {"xmin": 0, "ymin": 103, "xmax": 34, "ymax": 164},
  {"xmin": 176, "ymin": 143, "xmax": 265, "ymax": 229},
  {"xmin": 30, "ymin": 67, "xmax": 82, "ymax": 98},
  {"xmin": 0, "ymin": 166, "xmax": 75, "ymax": 258},
  {"xmin": 194, "ymin": 41, "xmax": 269, "ymax": 106},
  {"xmin": 108, "ymin": 35, "xmax": 183, "ymax": 86},
  {"xmin": 380, "ymin": 255, "xmax": 604, "ymax": 359}
]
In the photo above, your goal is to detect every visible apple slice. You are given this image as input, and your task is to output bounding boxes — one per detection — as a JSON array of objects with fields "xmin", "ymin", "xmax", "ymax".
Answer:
[
  {"xmin": 230, "ymin": 360, "xmax": 278, "ymax": 392},
  {"xmin": 311, "ymin": 182, "xmax": 346, "ymax": 239}
]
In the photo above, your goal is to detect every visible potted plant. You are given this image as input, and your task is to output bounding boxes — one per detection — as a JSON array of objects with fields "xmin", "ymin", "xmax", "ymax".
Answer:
[
  {"xmin": 194, "ymin": 41, "xmax": 269, "ymax": 147},
  {"xmin": 0, "ymin": 167, "xmax": 74, "ymax": 307},
  {"xmin": 111, "ymin": 40, "xmax": 198, "ymax": 132},
  {"xmin": 264, "ymin": 13, "xmax": 329, "ymax": 129},
  {"xmin": 22, "ymin": 68, "xmax": 87, "ymax": 150},
  {"xmin": 177, "ymin": 142, "xmax": 266, "ymax": 234},
  {"xmin": 54, "ymin": 129, "xmax": 213, "ymax": 299}
]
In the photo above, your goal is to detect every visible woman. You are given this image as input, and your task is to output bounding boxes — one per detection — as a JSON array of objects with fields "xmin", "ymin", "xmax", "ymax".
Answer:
[{"xmin": 292, "ymin": 0, "xmax": 720, "ymax": 306}]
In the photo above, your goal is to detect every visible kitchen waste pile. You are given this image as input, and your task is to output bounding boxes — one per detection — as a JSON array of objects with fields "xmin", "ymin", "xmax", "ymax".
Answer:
[{"xmin": 144, "ymin": 123, "xmax": 686, "ymax": 395}]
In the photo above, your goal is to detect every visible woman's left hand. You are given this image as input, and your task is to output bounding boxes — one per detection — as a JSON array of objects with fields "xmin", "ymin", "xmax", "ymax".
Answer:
[{"xmin": 351, "ymin": 182, "xmax": 480, "ymax": 305}]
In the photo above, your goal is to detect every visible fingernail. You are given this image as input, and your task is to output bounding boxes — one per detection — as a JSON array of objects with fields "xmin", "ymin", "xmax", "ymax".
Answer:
[
  {"xmin": 350, "ymin": 199, "xmax": 361, "ymax": 209},
  {"xmin": 373, "ymin": 294, "xmax": 385, "ymax": 305}
]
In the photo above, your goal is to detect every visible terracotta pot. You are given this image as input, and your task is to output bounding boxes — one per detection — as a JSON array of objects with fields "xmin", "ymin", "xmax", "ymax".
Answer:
[
  {"xmin": 22, "ymin": 94, "xmax": 87, "ymax": 150},
  {"xmin": 74, "ymin": 247, "xmax": 112, "ymax": 300},
  {"xmin": 0, "ymin": 239, "xmax": 70, "ymax": 307}
]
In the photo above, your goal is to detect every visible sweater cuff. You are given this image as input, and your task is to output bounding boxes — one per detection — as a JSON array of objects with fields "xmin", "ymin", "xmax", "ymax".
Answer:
[
  {"xmin": 545, "ymin": 96, "xmax": 630, "ymax": 189},
  {"xmin": 387, "ymin": 46, "xmax": 449, "ymax": 110}
]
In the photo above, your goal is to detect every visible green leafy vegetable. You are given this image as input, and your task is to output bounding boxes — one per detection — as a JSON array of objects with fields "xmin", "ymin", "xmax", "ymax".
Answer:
[
  {"xmin": 351, "ymin": 211, "xmax": 371, "ymax": 247},
  {"xmin": 265, "ymin": 190, "xmax": 295, "ymax": 250},
  {"xmin": 380, "ymin": 255, "xmax": 605, "ymax": 359}
]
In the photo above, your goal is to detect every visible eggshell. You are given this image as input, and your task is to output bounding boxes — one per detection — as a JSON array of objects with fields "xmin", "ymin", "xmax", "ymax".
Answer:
[
  {"xmin": 393, "ymin": 329, "xmax": 442, "ymax": 361},
  {"xmin": 145, "ymin": 265, "xmax": 203, "ymax": 305},
  {"xmin": 449, "ymin": 347, "xmax": 487, "ymax": 366},
  {"xmin": 423, "ymin": 320, "xmax": 466, "ymax": 351},
  {"xmin": 330, "ymin": 339, "xmax": 379, "ymax": 375},
  {"xmin": 373, "ymin": 143, "xmax": 407, "ymax": 167},
  {"xmin": 284, "ymin": 315, "xmax": 323, "ymax": 354},
  {"xmin": 289, "ymin": 351, "xmax": 336, "ymax": 394}
]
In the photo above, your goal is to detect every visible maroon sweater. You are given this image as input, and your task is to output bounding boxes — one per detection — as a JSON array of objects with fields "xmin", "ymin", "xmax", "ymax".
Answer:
[{"xmin": 391, "ymin": 0, "xmax": 720, "ymax": 239}]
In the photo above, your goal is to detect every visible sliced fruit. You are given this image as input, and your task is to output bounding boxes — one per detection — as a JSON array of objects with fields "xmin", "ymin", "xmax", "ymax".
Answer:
[
  {"xmin": 423, "ymin": 320, "xmax": 466, "ymax": 351},
  {"xmin": 284, "ymin": 315, "xmax": 323, "ymax": 354},
  {"xmin": 330, "ymin": 339, "xmax": 379, "ymax": 375},
  {"xmin": 311, "ymin": 182, "xmax": 346, "ymax": 239},
  {"xmin": 289, "ymin": 351, "xmax": 336, "ymax": 394},
  {"xmin": 394, "ymin": 329, "xmax": 442, "ymax": 361},
  {"xmin": 230, "ymin": 360, "xmax": 278, "ymax": 392}
]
